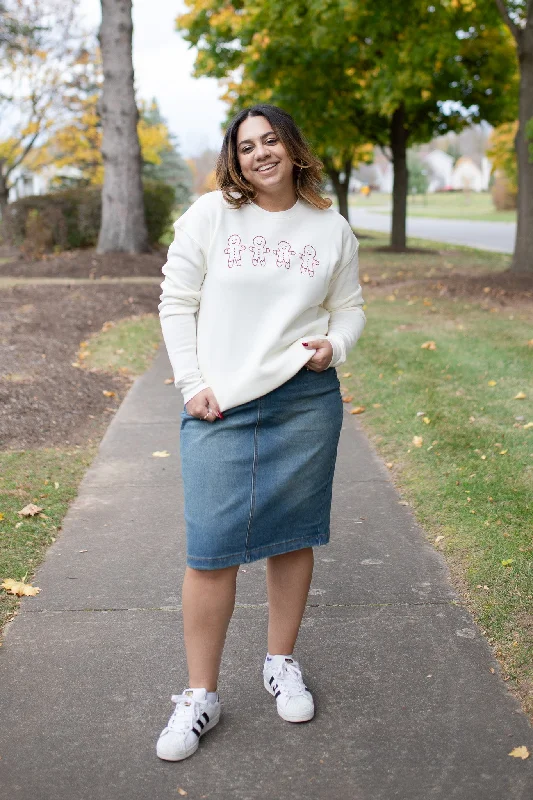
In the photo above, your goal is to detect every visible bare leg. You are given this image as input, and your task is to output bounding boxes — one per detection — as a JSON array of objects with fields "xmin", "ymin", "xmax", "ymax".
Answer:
[
  {"xmin": 182, "ymin": 564, "xmax": 239, "ymax": 691},
  {"xmin": 266, "ymin": 547, "xmax": 314, "ymax": 655}
]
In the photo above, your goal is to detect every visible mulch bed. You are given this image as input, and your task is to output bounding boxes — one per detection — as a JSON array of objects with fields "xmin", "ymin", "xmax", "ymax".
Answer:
[
  {"xmin": 0, "ymin": 281, "xmax": 161, "ymax": 450},
  {"xmin": 0, "ymin": 247, "xmax": 167, "ymax": 279}
]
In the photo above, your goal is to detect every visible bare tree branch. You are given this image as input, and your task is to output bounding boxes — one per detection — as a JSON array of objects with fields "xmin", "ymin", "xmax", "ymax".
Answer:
[{"xmin": 494, "ymin": 0, "xmax": 521, "ymax": 44}]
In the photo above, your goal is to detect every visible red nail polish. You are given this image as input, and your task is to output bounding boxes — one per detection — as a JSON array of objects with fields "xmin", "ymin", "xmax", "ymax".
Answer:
[
  {"xmin": 302, "ymin": 342, "xmax": 308, "ymax": 347},
  {"xmin": 217, "ymin": 412, "xmax": 224, "ymax": 419}
]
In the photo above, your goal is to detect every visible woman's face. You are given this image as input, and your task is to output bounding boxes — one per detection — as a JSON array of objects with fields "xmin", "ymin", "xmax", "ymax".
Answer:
[{"xmin": 236, "ymin": 115, "xmax": 294, "ymax": 195}]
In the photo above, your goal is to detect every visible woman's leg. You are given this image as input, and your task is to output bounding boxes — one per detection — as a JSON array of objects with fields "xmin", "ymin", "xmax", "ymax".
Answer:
[
  {"xmin": 266, "ymin": 547, "xmax": 314, "ymax": 654},
  {"xmin": 182, "ymin": 564, "xmax": 240, "ymax": 691}
]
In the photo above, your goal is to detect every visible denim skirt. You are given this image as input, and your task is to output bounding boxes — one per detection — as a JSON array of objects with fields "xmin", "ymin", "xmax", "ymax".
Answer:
[{"xmin": 179, "ymin": 366, "xmax": 344, "ymax": 570}]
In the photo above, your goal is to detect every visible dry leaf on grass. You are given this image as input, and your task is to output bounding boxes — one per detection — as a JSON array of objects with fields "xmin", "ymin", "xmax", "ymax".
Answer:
[
  {"xmin": 1, "ymin": 578, "xmax": 40, "ymax": 596},
  {"xmin": 342, "ymin": 372, "xmax": 352, "ymax": 378},
  {"xmin": 487, "ymin": 380, "xmax": 497, "ymax": 387},
  {"xmin": 514, "ymin": 391, "xmax": 527, "ymax": 400},
  {"xmin": 524, "ymin": 422, "xmax": 533, "ymax": 430},
  {"xmin": 18, "ymin": 503, "xmax": 43, "ymax": 517},
  {"xmin": 342, "ymin": 395, "xmax": 354, "ymax": 403},
  {"xmin": 508, "ymin": 746, "xmax": 529, "ymax": 759},
  {"xmin": 422, "ymin": 417, "xmax": 431, "ymax": 425},
  {"xmin": 501, "ymin": 559, "xmax": 514, "ymax": 567},
  {"xmin": 152, "ymin": 451, "xmax": 170, "ymax": 458},
  {"xmin": 412, "ymin": 436, "xmax": 423, "ymax": 447},
  {"xmin": 0, "ymin": 513, "xmax": 3, "ymax": 521},
  {"xmin": 350, "ymin": 406, "xmax": 365, "ymax": 415},
  {"xmin": 527, "ymin": 340, "xmax": 533, "ymax": 347},
  {"xmin": 421, "ymin": 341, "xmax": 436, "ymax": 350}
]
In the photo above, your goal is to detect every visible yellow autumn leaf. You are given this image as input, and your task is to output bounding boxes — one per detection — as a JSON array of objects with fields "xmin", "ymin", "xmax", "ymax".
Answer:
[
  {"xmin": 508, "ymin": 746, "xmax": 529, "ymax": 759},
  {"xmin": 499, "ymin": 450, "xmax": 508, "ymax": 455},
  {"xmin": 487, "ymin": 380, "xmax": 497, "ymax": 386},
  {"xmin": 514, "ymin": 392, "xmax": 526, "ymax": 400},
  {"xmin": 524, "ymin": 422, "xmax": 533, "ymax": 430},
  {"xmin": 152, "ymin": 451, "xmax": 170, "ymax": 458},
  {"xmin": 342, "ymin": 372, "xmax": 352, "ymax": 378},
  {"xmin": 17, "ymin": 503, "xmax": 43, "ymax": 517},
  {"xmin": 350, "ymin": 406, "xmax": 365, "ymax": 415},
  {"xmin": 412, "ymin": 436, "xmax": 424, "ymax": 447},
  {"xmin": 342, "ymin": 395, "xmax": 354, "ymax": 403},
  {"xmin": 103, "ymin": 390, "xmax": 116, "ymax": 398},
  {"xmin": 421, "ymin": 341, "xmax": 437, "ymax": 350},
  {"xmin": 0, "ymin": 513, "xmax": 3, "ymax": 521},
  {"xmin": 422, "ymin": 417, "xmax": 431, "ymax": 425},
  {"xmin": 372, "ymin": 403, "xmax": 382, "ymax": 408},
  {"xmin": 1, "ymin": 578, "xmax": 40, "ymax": 596}
]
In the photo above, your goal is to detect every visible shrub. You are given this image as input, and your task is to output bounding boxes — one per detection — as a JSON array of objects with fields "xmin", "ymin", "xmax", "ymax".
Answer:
[{"xmin": 3, "ymin": 180, "xmax": 174, "ymax": 252}]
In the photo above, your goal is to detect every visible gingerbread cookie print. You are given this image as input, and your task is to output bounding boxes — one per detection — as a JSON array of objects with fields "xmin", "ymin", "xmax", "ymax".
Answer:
[
  {"xmin": 299, "ymin": 244, "xmax": 319, "ymax": 277},
  {"xmin": 273, "ymin": 240, "xmax": 296, "ymax": 269},
  {"xmin": 224, "ymin": 234, "xmax": 246, "ymax": 268},
  {"xmin": 248, "ymin": 235, "xmax": 270, "ymax": 267}
]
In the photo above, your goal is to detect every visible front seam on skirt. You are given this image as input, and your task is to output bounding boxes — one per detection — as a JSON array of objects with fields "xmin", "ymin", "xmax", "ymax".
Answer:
[{"xmin": 244, "ymin": 397, "xmax": 262, "ymax": 557}]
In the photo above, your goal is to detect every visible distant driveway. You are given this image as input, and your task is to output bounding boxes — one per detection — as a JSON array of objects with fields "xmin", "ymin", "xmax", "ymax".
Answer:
[{"xmin": 352, "ymin": 208, "xmax": 516, "ymax": 254}]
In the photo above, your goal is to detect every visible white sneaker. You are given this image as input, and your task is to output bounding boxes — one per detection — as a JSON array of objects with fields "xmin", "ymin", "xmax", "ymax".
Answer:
[
  {"xmin": 156, "ymin": 688, "xmax": 221, "ymax": 761},
  {"xmin": 263, "ymin": 656, "xmax": 315, "ymax": 723}
]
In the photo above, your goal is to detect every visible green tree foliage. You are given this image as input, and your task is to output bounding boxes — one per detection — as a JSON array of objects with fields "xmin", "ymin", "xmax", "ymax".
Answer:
[
  {"xmin": 141, "ymin": 99, "xmax": 192, "ymax": 208},
  {"xmin": 176, "ymin": 0, "xmax": 517, "ymax": 249}
]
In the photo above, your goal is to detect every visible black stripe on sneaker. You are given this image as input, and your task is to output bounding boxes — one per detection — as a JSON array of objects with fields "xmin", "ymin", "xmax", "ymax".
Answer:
[
  {"xmin": 274, "ymin": 690, "xmax": 281, "ymax": 698},
  {"xmin": 202, "ymin": 712, "xmax": 210, "ymax": 723},
  {"xmin": 269, "ymin": 676, "xmax": 274, "ymax": 686},
  {"xmin": 192, "ymin": 727, "xmax": 201, "ymax": 737},
  {"xmin": 196, "ymin": 718, "xmax": 205, "ymax": 729}
]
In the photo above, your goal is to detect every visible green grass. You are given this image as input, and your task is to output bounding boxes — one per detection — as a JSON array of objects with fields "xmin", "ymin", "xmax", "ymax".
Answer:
[
  {"xmin": 0, "ymin": 447, "xmax": 97, "ymax": 632},
  {"xmin": 0, "ymin": 315, "xmax": 162, "ymax": 637},
  {"xmin": 343, "ymin": 288, "xmax": 533, "ymax": 712},
  {"xmin": 347, "ymin": 191, "xmax": 516, "ymax": 223},
  {"xmin": 79, "ymin": 314, "xmax": 162, "ymax": 376}
]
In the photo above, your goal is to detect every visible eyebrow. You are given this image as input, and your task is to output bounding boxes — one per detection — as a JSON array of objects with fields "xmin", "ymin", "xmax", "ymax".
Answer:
[{"xmin": 237, "ymin": 130, "xmax": 277, "ymax": 147}]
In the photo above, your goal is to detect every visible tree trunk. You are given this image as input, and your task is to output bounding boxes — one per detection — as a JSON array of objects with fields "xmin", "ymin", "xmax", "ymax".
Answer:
[
  {"xmin": 0, "ymin": 166, "xmax": 10, "ymax": 238},
  {"xmin": 390, "ymin": 104, "xmax": 409, "ymax": 251},
  {"xmin": 325, "ymin": 159, "xmax": 352, "ymax": 223},
  {"xmin": 512, "ymin": 24, "xmax": 533, "ymax": 273},
  {"xmin": 97, "ymin": 0, "xmax": 149, "ymax": 253}
]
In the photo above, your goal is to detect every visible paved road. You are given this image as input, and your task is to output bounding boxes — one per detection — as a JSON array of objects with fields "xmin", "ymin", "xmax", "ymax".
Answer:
[
  {"xmin": 1, "ymin": 347, "xmax": 532, "ymax": 799},
  {"xmin": 352, "ymin": 207, "xmax": 516, "ymax": 253}
]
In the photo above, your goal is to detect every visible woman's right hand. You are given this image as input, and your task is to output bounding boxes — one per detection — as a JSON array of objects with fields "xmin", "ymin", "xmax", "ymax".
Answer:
[{"xmin": 184, "ymin": 388, "xmax": 223, "ymax": 422}]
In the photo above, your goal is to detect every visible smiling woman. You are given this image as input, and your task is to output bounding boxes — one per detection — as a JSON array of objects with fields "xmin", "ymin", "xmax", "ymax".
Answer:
[{"xmin": 156, "ymin": 103, "xmax": 367, "ymax": 763}]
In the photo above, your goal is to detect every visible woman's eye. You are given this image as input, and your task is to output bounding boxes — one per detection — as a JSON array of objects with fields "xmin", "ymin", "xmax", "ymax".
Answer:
[{"xmin": 266, "ymin": 138, "xmax": 277, "ymax": 145}]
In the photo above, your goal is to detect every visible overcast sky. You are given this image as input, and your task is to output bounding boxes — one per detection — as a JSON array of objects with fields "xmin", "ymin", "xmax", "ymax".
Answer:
[{"xmin": 79, "ymin": 0, "xmax": 227, "ymax": 157}]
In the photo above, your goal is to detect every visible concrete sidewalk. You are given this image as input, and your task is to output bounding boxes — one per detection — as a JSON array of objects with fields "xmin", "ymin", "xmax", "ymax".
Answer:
[{"xmin": 1, "ymin": 347, "xmax": 532, "ymax": 800}]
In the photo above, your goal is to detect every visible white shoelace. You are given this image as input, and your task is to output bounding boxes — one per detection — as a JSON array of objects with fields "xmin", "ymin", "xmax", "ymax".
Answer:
[
  {"xmin": 272, "ymin": 660, "xmax": 307, "ymax": 696},
  {"xmin": 167, "ymin": 694, "xmax": 200, "ymax": 732}
]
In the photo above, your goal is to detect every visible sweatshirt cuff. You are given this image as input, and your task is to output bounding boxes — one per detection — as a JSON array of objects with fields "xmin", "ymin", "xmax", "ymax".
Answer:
[
  {"xmin": 312, "ymin": 333, "xmax": 346, "ymax": 369},
  {"xmin": 181, "ymin": 380, "xmax": 210, "ymax": 406}
]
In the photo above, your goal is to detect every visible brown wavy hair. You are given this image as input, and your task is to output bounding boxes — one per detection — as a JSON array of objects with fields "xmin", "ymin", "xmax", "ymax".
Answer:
[{"xmin": 216, "ymin": 104, "xmax": 332, "ymax": 211}]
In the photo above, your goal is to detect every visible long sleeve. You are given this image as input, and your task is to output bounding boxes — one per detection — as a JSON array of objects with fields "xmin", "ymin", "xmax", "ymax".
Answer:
[
  {"xmin": 158, "ymin": 224, "xmax": 209, "ymax": 404},
  {"xmin": 317, "ymin": 239, "xmax": 366, "ymax": 368}
]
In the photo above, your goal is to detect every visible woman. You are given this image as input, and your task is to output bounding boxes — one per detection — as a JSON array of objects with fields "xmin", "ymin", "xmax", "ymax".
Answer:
[{"xmin": 156, "ymin": 104, "xmax": 366, "ymax": 762}]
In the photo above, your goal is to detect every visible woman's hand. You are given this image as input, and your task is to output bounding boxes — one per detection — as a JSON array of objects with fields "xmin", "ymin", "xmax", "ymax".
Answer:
[
  {"xmin": 302, "ymin": 339, "xmax": 333, "ymax": 372},
  {"xmin": 184, "ymin": 388, "xmax": 223, "ymax": 422}
]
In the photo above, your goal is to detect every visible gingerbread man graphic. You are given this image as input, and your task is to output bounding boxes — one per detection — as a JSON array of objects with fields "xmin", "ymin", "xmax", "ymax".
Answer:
[
  {"xmin": 224, "ymin": 234, "xmax": 246, "ymax": 268},
  {"xmin": 299, "ymin": 244, "xmax": 319, "ymax": 277},
  {"xmin": 272, "ymin": 240, "xmax": 296, "ymax": 269},
  {"xmin": 248, "ymin": 235, "xmax": 270, "ymax": 267}
]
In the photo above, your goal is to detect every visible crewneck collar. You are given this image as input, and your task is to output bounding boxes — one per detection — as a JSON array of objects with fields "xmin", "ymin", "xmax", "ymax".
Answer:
[{"xmin": 249, "ymin": 197, "xmax": 302, "ymax": 219}]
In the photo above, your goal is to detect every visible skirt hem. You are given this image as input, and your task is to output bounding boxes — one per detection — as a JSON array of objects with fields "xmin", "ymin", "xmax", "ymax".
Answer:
[{"xmin": 186, "ymin": 532, "xmax": 330, "ymax": 571}]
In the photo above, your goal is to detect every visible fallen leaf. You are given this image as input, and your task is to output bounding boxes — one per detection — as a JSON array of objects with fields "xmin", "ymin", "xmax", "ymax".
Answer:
[
  {"xmin": 481, "ymin": 455, "xmax": 487, "ymax": 460},
  {"xmin": 0, "ymin": 513, "xmax": 3, "ymax": 521},
  {"xmin": 342, "ymin": 372, "xmax": 352, "ymax": 378},
  {"xmin": 422, "ymin": 416, "xmax": 431, "ymax": 425},
  {"xmin": 421, "ymin": 341, "xmax": 436, "ymax": 350},
  {"xmin": 399, "ymin": 500, "xmax": 409, "ymax": 506},
  {"xmin": 115, "ymin": 348, "xmax": 125, "ymax": 355},
  {"xmin": 1, "ymin": 578, "xmax": 40, "ymax": 596},
  {"xmin": 514, "ymin": 392, "xmax": 527, "ymax": 400},
  {"xmin": 508, "ymin": 746, "xmax": 529, "ymax": 760},
  {"xmin": 524, "ymin": 422, "xmax": 533, "ymax": 430},
  {"xmin": 501, "ymin": 559, "xmax": 514, "ymax": 567},
  {"xmin": 350, "ymin": 406, "xmax": 365, "ymax": 414},
  {"xmin": 164, "ymin": 378, "xmax": 174, "ymax": 385},
  {"xmin": 152, "ymin": 451, "xmax": 170, "ymax": 458},
  {"xmin": 342, "ymin": 395, "xmax": 354, "ymax": 403},
  {"xmin": 527, "ymin": 340, "xmax": 533, "ymax": 347},
  {"xmin": 435, "ymin": 535, "xmax": 445, "ymax": 544},
  {"xmin": 54, "ymin": 481, "xmax": 59, "ymax": 489},
  {"xmin": 101, "ymin": 321, "xmax": 115, "ymax": 332},
  {"xmin": 177, "ymin": 790, "xmax": 188, "ymax": 797},
  {"xmin": 102, "ymin": 390, "xmax": 116, "ymax": 398},
  {"xmin": 499, "ymin": 450, "xmax": 508, "ymax": 455},
  {"xmin": 372, "ymin": 403, "xmax": 382, "ymax": 408},
  {"xmin": 487, "ymin": 380, "xmax": 497, "ymax": 387},
  {"xmin": 385, "ymin": 462, "xmax": 393, "ymax": 469},
  {"xmin": 18, "ymin": 503, "xmax": 43, "ymax": 517},
  {"xmin": 412, "ymin": 436, "xmax": 424, "ymax": 447}
]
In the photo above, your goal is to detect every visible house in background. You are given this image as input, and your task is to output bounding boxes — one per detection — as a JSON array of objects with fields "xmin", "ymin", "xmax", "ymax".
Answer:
[
  {"xmin": 450, "ymin": 156, "xmax": 491, "ymax": 192},
  {"xmin": 423, "ymin": 149, "xmax": 454, "ymax": 191},
  {"xmin": 8, "ymin": 165, "xmax": 84, "ymax": 203}
]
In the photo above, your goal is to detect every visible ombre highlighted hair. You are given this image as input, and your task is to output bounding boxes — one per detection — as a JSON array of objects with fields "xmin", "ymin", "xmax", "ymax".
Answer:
[{"xmin": 215, "ymin": 104, "xmax": 332, "ymax": 211}]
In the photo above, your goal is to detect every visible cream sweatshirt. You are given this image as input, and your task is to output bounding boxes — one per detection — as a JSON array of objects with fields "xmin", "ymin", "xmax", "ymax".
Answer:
[{"xmin": 158, "ymin": 190, "xmax": 366, "ymax": 412}]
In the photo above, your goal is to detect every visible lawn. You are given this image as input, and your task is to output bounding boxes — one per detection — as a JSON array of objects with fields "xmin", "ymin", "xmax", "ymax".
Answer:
[
  {"xmin": 348, "ymin": 191, "xmax": 517, "ymax": 223},
  {"xmin": 340, "ymin": 233, "xmax": 533, "ymax": 714}
]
